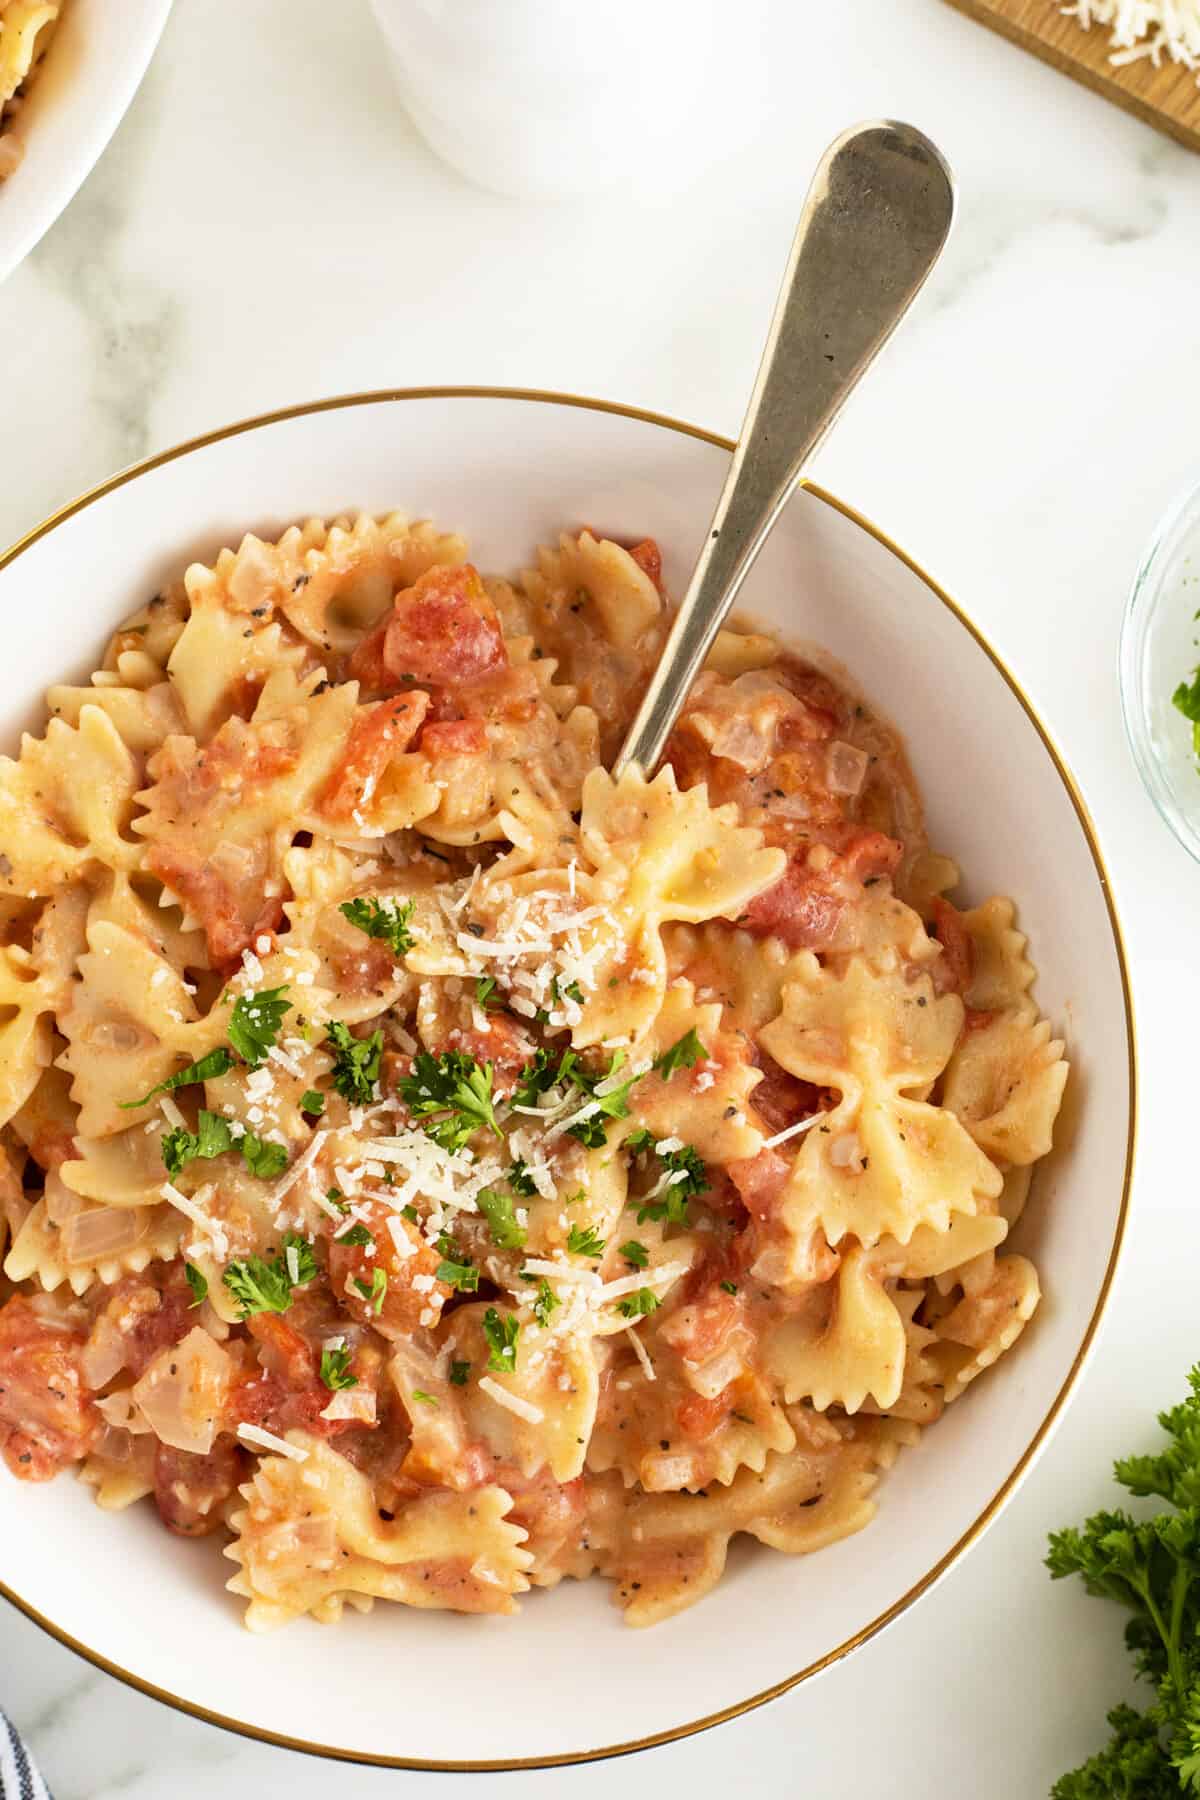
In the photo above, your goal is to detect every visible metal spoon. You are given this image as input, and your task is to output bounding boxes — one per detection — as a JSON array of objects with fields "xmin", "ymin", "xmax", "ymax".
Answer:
[{"xmin": 614, "ymin": 120, "xmax": 956, "ymax": 778}]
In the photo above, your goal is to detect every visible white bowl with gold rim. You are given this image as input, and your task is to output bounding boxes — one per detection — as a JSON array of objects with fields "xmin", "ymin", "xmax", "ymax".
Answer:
[
  {"xmin": 0, "ymin": 0, "xmax": 172, "ymax": 284},
  {"xmin": 0, "ymin": 390, "xmax": 1134, "ymax": 1770}
]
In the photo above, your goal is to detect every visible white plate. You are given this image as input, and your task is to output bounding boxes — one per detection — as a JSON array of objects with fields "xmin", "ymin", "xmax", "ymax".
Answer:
[
  {"xmin": 0, "ymin": 0, "xmax": 172, "ymax": 285},
  {"xmin": 0, "ymin": 390, "xmax": 1134, "ymax": 1770}
]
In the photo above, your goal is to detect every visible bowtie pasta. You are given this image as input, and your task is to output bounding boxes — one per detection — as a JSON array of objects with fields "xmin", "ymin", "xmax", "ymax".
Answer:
[
  {"xmin": 0, "ymin": 1, "xmax": 61, "ymax": 179},
  {"xmin": 0, "ymin": 514, "xmax": 1067, "ymax": 1631}
]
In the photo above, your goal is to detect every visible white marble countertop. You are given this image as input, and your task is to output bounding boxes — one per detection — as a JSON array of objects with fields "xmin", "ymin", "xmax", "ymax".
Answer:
[{"xmin": 2, "ymin": 0, "xmax": 1199, "ymax": 1794}]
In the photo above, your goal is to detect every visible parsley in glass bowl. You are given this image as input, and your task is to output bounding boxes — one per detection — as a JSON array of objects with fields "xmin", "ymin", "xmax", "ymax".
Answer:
[{"xmin": 1120, "ymin": 474, "xmax": 1200, "ymax": 863}]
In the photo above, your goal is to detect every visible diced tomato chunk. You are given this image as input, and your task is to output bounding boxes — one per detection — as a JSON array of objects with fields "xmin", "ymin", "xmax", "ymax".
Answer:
[
  {"xmin": 154, "ymin": 1436, "xmax": 244, "ymax": 1537},
  {"xmin": 230, "ymin": 1315, "xmax": 346, "ymax": 1439},
  {"xmin": 727, "ymin": 1149, "xmax": 792, "ymax": 1222},
  {"xmin": 0, "ymin": 1296, "xmax": 99, "ymax": 1481},
  {"xmin": 419, "ymin": 717, "xmax": 488, "ymax": 757},
  {"xmin": 320, "ymin": 691, "xmax": 431, "ymax": 819},
  {"xmin": 382, "ymin": 564, "xmax": 506, "ymax": 691},
  {"xmin": 751, "ymin": 1052, "xmax": 824, "ymax": 1136},
  {"xmin": 147, "ymin": 846, "xmax": 283, "ymax": 968},
  {"xmin": 931, "ymin": 896, "xmax": 974, "ymax": 996},
  {"xmin": 741, "ymin": 830, "xmax": 902, "ymax": 950},
  {"xmin": 627, "ymin": 537, "xmax": 665, "ymax": 594},
  {"xmin": 327, "ymin": 1202, "xmax": 451, "ymax": 1339},
  {"xmin": 676, "ymin": 1384, "xmax": 736, "ymax": 1442}
]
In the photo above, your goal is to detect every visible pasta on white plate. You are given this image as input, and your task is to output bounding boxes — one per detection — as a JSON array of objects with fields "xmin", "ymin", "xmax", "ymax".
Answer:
[
  {"xmin": 0, "ymin": 513, "xmax": 1068, "ymax": 1630},
  {"xmin": 0, "ymin": 0, "xmax": 61, "ymax": 178}
]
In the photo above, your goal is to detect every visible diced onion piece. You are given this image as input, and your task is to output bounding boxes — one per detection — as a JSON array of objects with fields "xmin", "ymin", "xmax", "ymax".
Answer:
[
  {"xmin": 44, "ymin": 1170, "xmax": 85, "ymax": 1228},
  {"xmin": 826, "ymin": 739, "xmax": 869, "ymax": 796},
  {"xmin": 682, "ymin": 1344, "xmax": 744, "ymax": 1400},
  {"xmin": 62, "ymin": 1204, "xmax": 146, "ymax": 1266},
  {"xmin": 640, "ymin": 1450, "xmax": 697, "ymax": 1492},
  {"xmin": 829, "ymin": 1131, "xmax": 863, "ymax": 1170},
  {"xmin": 95, "ymin": 1388, "xmax": 152, "ymax": 1435},
  {"xmin": 320, "ymin": 1386, "xmax": 377, "ymax": 1425},
  {"xmin": 132, "ymin": 1327, "xmax": 232, "ymax": 1455}
]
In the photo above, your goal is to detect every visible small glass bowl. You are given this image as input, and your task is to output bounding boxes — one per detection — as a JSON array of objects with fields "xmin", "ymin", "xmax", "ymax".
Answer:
[{"xmin": 1120, "ymin": 473, "xmax": 1200, "ymax": 864}]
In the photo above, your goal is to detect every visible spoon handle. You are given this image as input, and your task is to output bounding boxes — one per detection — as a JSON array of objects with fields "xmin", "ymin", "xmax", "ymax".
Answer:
[{"xmin": 614, "ymin": 120, "xmax": 956, "ymax": 779}]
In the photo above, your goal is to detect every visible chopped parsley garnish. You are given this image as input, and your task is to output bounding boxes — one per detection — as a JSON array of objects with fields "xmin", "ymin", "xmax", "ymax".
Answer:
[
  {"xmin": 319, "ymin": 1344, "xmax": 358, "ymax": 1391},
  {"xmin": 635, "ymin": 1141, "xmax": 709, "ymax": 1225},
  {"xmin": 720, "ymin": 1280, "xmax": 739, "ymax": 1295},
  {"xmin": 397, "ymin": 1050, "xmax": 501, "ymax": 1150},
  {"xmin": 513, "ymin": 1047, "xmax": 558, "ymax": 1108},
  {"xmin": 566, "ymin": 1223, "xmax": 606, "ymax": 1258},
  {"xmin": 162, "ymin": 1109, "xmax": 232, "ymax": 1178},
  {"xmin": 163, "ymin": 1111, "xmax": 288, "ymax": 1183},
  {"xmin": 436, "ymin": 1257, "xmax": 480, "ymax": 1292},
  {"xmin": 477, "ymin": 1187, "xmax": 527, "ymax": 1250},
  {"xmin": 300, "ymin": 1089, "xmax": 325, "ymax": 1115},
  {"xmin": 625, "ymin": 1127, "xmax": 655, "ymax": 1154},
  {"xmin": 653, "ymin": 1028, "xmax": 708, "ymax": 1080},
  {"xmin": 620, "ymin": 1239, "xmax": 649, "ymax": 1268},
  {"xmin": 228, "ymin": 985, "xmax": 291, "ymax": 1069},
  {"xmin": 339, "ymin": 896, "xmax": 416, "ymax": 958},
  {"xmin": 239, "ymin": 1131, "xmax": 289, "ymax": 1180},
  {"xmin": 560, "ymin": 1050, "xmax": 644, "ymax": 1148},
  {"xmin": 532, "ymin": 1278, "xmax": 560, "ymax": 1327},
  {"xmin": 1174, "ymin": 667, "xmax": 1200, "ymax": 766},
  {"xmin": 354, "ymin": 1267, "xmax": 388, "ymax": 1315},
  {"xmin": 507, "ymin": 1160, "xmax": 536, "ymax": 1197},
  {"xmin": 337, "ymin": 1223, "xmax": 374, "ymax": 1248},
  {"xmin": 474, "ymin": 975, "xmax": 503, "ymax": 1010},
  {"xmin": 184, "ymin": 1263, "xmax": 208, "ymax": 1308},
  {"xmin": 449, "ymin": 1360, "xmax": 471, "ymax": 1387},
  {"xmin": 536, "ymin": 975, "xmax": 584, "ymax": 1021},
  {"xmin": 411, "ymin": 1389, "xmax": 440, "ymax": 1408},
  {"xmin": 120, "ymin": 1046, "xmax": 234, "ymax": 1110},
  {"xmin": 616, "ymin": 1287, "xmax": 661, "ymax": 1319},
  {"xmin": 326, "ymin": 1186, "xmax": 348, "ymax": 1212},
  {"xmin": 325, "ymin": 1021, "xmax": 383, "ymax": 1103},
  {"xmin": 483, "ymin": 1306, "xmax": 520, "ymax": 1374},
  {"xmin": 401, "ymin": 1203, "xmax": 418, "ymax": 1223},
  {"xmin": 223, "ymin": 1233, "xmax": 317, "ymax": 1318}
]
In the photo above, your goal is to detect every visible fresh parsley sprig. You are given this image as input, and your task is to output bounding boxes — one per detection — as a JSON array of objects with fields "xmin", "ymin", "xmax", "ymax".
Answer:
[
  {"xmin": 325, "ymin": 1021, "xmax": 384, "ymax": 1104},
  {"xmin": 477, "ymin": 1187, "xmax": 526, "ymax": 1250},
  {"xmin": 120, "ymin": 1047, "xmax": 234, "ymax": 1110},
  {"xmin": 339, "ymin": 896, "xmax": 416, "ymax": 959},
  {"xmin": 319, "ymin": 1344, "xmax": 359, "ymax": 1391},
  {"xmin": 566, "ymin": 1223, "xmax": 605, "ymax": 1258},
  {"xmin": 653, "ymin": 1028, "xmax": 708, "ymax": 1080},
  {"xmin": 483, "ymin": 1307, "xmax": 520, "ymax": 1374},
  {"xmin": 228, "ymin": 985, "xmax": 292, "ymax": 1069},
  {"xmin": 161, "ymin": 1110, "xmax": 288, "ymax": 1183},
  {"xmin": 631, "ymin": 1135, "xmax": 710, "ymax": 1225},
  {"xmin": 1046, "ymin": 1363, "xmax": 1200, "ymax": 1796},
  {"xmin": 616, "ymin": 1287, "xmax": 660, "ymax": 1320},
  {"xmin": 397, "ymin": 1050, "xmax": 501, "ymax": 1150},
  {"xmin": 223, "ymin": 1233, "xmax": 317, "ymax": 1318}
]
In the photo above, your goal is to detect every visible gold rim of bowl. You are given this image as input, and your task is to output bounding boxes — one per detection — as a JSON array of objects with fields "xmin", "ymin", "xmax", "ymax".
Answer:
[{"xmin": 0, "ymin": 386, "xmax": 1138, "ymax": 1773}]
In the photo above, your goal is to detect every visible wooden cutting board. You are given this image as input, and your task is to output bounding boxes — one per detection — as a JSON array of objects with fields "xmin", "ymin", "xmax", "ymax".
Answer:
[{"xmin": 943, "ymin": 0, "xmax": 1200, "ymax": 152}]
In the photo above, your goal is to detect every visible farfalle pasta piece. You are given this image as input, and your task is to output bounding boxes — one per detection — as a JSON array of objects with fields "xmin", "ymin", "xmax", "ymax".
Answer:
[
  {"xmin": 665, "ymin": 923, "xmax": 804, "ymax": 1036},
  {"xmin": 572, "ymin": 766, "xmax": 785, "ymax": 1046},
  {"xmin": 523, "ymin": 531, "xmax": 661, "ymax": 655},
  {"xmin": 0, "ymin": 940, "xmax": 53, "ymax": 1129},
  {"xmin": 0, "ymin": 3, "xmax": 58, "ymax": 126},
  {"xmin": 760, "ymin": 956, "xmax": 1003, "ymax": 1249},
  {"xmin": 46, "ymin": 679, "xmax": 184, "ymax": 757},
  {"xmin": 764, "ymin": 1244, "xmax": 907, "ymax": 1413},
  {"xmin": 56, "ymin": 917, "xmax": 225, "ymax": 1137},
  {"xmin": 135, "ymin": 681, "xmax": 366, "ymax": 962},
  {"xmin": 60, "ymin": 1125, "xmax": 174, "ymax": 1210},
  {"xmin": 0, "ymin": 706, "xmax": 143, "ymax": 899},
  {"xmin": 941, "ymin": 1012, "xmax": 1068, "ymax": 1166},
  {"xmin": 960, "ymin": 896, "xmax": 1036, "ymax": 1013},
  {"xmin": 587, "ymin": 1333, "xmax": 795, "ymax": 1490},
  {"xmin": 625, "ymin": 980, "xmax": 764, "ymax": 1164},
  {"xmin": 4, "ymin": 1197, "xmax": 183, "ymax": 1296},
  {"xmin": 446, "ymin": 1303, "xmax": 600, "ymax": 1483},
  {"xmin": 167, "ymin": 601, "xmax": 312, "ymax": 740},
  {"xmin": 589, "ymin": 1410, "xmax": 885, "ymax": 1627},
  {"xmin": 859, "ymin": 1286, "xmax": 946, "ymax": 1427},
  {"xmin": 928, "ymin": 1253, "xmax": 1040, "ymax": 1402},
  {"xmin": 224, "ymin": 1434, "xmax": 532, "ymax": 1630}
]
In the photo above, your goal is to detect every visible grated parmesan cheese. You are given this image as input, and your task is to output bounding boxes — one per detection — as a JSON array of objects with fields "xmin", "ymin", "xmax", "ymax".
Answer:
[
  {"xmin": 478, "ymin": 1376, "xmax": 544, "ymax": 1424},
  {"xmin": 761, "ymin": 1113, "xmax": 824, "ymax": 1150},
  {"xmin": 237, "ymin": 1423, "xmax": 309, "ymax": 1461},
  {"xmin": 1064, "ymin": 0, "xmax": 1200, "ymax": 76}
]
